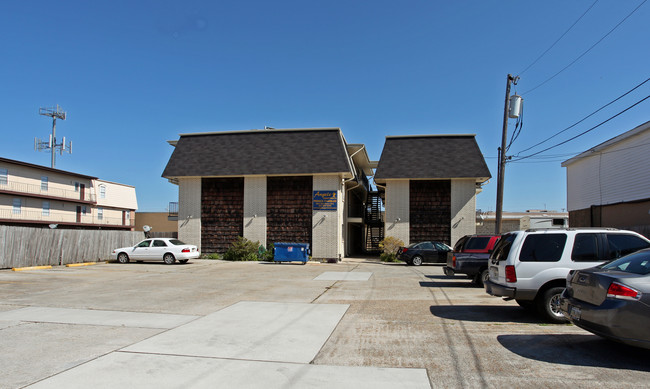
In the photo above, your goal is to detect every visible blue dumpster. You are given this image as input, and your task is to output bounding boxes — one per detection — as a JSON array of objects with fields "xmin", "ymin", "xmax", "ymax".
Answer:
[{"xmin": 273, "ymin": 242, "xmax": 310, "ymax": 264}]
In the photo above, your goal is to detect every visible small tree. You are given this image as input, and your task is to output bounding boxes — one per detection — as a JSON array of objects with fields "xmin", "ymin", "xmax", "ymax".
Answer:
[
  {"xmin": 223, "ymin": 237, "xmax": 261, "ymax": 261},
  {"xmin": 379, "ymin": 236, "xmax": 404, "ymax": 262}
]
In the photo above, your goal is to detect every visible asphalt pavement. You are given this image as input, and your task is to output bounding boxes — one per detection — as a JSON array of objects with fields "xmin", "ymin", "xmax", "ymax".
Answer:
[{"xmin": 1, "ymin": 258, "xmax": 649, "ymax": 388}]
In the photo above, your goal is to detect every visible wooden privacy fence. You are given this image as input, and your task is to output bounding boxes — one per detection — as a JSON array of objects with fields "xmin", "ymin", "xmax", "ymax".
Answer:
[{"xmin": 0, "ymin": 226, "xmax": 144, "ymax": 269}]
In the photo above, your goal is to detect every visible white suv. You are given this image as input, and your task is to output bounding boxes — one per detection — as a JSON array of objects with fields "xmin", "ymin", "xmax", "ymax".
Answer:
[{"xmin": 484, "ymin": 228, "xmax": 650, "ymax": 323}]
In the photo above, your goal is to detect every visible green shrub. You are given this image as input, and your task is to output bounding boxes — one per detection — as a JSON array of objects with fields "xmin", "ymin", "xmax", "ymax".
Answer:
[
  {"xmin": 223, "ymin": 237, "xmax": 261, "ymax": 261},
  {"xmin": 259, "ymin": 243, "xmax": 274, "ymax": 261},
  {"xmin": 201, "ymin": 253, "xmax": 222, "ymax": 260},
  {"xmin": 379, "ymin": 236, "xmax": 404, "ymax": 262}
]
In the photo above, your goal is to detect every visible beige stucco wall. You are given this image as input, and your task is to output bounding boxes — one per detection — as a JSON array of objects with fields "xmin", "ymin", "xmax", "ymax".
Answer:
[
  {"xmin": 95, "ymin": 180, "xmax": 138, "ymax": 210},
  {"xmin": 312, "ymin": 174, "xmax": 343, "ymax": 261},
  {"xmin": 178, "ymin": 177, "xmax": 202, "ymax": 250},
  {"xmin": 243, "ymin": 176, "xmax": 267, "ymax": 247},
  {"xmin": 135, "ymin": 212, "xmax": 178, "ymax": 232},
  {"xmin": 0, "ymin": 161, "xmax": 94, "ymax": 202},
  {"xmin": 384, "ymin": 179, "xmax": 410, "ymax": 245},
  {"xmin": 450, "ymin": 179, "xmax": 477, "ymax": 246}
]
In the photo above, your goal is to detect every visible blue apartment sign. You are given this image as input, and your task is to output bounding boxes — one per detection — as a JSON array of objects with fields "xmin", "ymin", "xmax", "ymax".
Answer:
[{"xmin": 313, "ymin": 190, "xmax": 337, "ymax": 211}]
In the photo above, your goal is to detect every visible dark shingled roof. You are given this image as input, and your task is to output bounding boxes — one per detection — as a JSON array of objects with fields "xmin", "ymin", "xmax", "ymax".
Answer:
[
  {"xmin": 374, "ymin": 135, "xmax": 491, "ymax": 181},
  {"xmin": 162, "ymin": 129, "xmax": 353, "ymax": 178}
]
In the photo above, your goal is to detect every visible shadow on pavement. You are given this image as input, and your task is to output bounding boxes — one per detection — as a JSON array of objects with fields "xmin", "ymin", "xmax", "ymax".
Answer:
[
  {"xmin": 497, "ymin": 334, "xmax": 650, "ymax": 372},
  {"xmin": 420, "ymin": 281, "xmax": 479, "ymax": 288},
  {"xmin": 429, "ymin": 305, "xmax": 543, "ymax": 323}
]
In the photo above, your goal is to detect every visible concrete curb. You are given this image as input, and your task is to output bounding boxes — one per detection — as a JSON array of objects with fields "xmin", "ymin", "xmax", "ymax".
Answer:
[
  {"xmin": 66, "ymin": 262, "xmax": 103, "ymax": 267},
  {"xmin": 12, "ymin": 265, "xmax": 53, "ymax": 271}
]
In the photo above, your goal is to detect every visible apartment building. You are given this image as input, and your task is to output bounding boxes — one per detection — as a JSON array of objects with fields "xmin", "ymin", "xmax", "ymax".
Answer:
[{"xmin": 0, "ymin": 157, "xmax": 137, "ymax": 230}]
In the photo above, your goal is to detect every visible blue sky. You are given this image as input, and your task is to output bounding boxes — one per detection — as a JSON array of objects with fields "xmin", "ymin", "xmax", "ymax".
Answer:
[{"xmin": 2, "ymin": 1, "xmax": 648, "ymax": 212}]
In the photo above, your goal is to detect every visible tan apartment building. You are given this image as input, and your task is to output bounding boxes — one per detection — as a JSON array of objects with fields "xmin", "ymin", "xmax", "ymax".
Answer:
[
  {"xmin": 374, "ymin": 134, "xmax": 491, "ymax": 247},
  {"xmin": 162, "ymin": 128, "xmax": 492, "ymax": 259},
  {"xmin": 0, "ymin": 157, "xmax": 137, "ymax": 229}
]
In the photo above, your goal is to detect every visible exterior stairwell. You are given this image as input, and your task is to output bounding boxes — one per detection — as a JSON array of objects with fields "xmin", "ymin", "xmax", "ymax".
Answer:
[{"xmin": 364, "ymin": 191, "xmax": 384, "ymax": 254}]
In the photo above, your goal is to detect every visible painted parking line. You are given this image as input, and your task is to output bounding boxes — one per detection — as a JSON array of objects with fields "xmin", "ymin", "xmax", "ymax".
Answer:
[
  {"xmin": 313, "ymin": 272, "xmax": 372, "ymax": 281},
  {"xmin": 26, "ymin": 351, "xmax": 431, "ymax": 389},
  {"xmin": 0, "ymin": 307, "xmax": 199, "ymax": 329},
  {"xmin": 123, "ymin": 301, "xmax": 349, "ymax": 364}
]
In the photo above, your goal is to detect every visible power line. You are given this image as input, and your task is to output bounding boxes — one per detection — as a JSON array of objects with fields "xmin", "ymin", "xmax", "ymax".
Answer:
[
  {"xmin": 510, "ymin": 94, "xmax": 650, "ymax": 162},
  {"xmin": 511, "ymin": 140, "xmax": 650, "ymax": 164},
  {"xmin": 522, "ymin": 0, "xmax": 647, "ymax": 95},
  {"xmin": 515, "ymin": 76, "xmax": 650, "ymax": 155},
  {"xmin": 518, "ymin": 0, "xmax": 599, "ymax": 77}
]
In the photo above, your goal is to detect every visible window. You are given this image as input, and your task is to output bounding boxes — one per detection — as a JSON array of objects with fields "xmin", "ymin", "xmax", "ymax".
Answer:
[
  {"xmin": 519, "ymin": 234, "xmax": 567, "ymax": 262},
  {"xmin": 82, "ymin": 206, "xmax": 87, "ymax": 215},
  {"xmin": 571, "ymin": 233, "xmax": 599, "ymax": 262},
  {"xmin": 137, "ymin": 240, "xmax": 152, "ymax": 248},
  {"xmin": 0, "ymin": 168, "xmax": 7, "ymax": 185},
  {"xmin": 42, "ymin": 201, "xmax": 50, "ymax": 216},
  {"xmin": 465, "ymin": 237, "xmax": 491, "ymax": 251},
  {"xmin": 12, "ymin": 198, "xmax": 21, "ymax": 214},
  {"xmin": 41, "ymin": 176, "xmax": 48, "ymax": 191},
  {"xmin": 419, "ymin": 242, "xmax": 434, "ymax": 250},
  {"xmin": 491, "ymin": 233, "xmax": 516, "ymax": 262},
  {"xmin": 125, "ymin": 210, "xmax": 130, "ymax": 221},
  {"xmin": 153, "ymin": 240, "xmax": 168, "ymax": 247},
  {"xmin": 99, "ymin": 185, "xmax": 106, "ymax": 199},
  {"xmin": 607, "ymin": 234, "xmax": 650, "ymax": 260},
  {"xmin": 75, "ymin": 182, "xmax": 79, "ymax": 192},
  {"xmin": 552, "ymin": 218, "xmax": 566, "ymax": 226},
  {"xmin": 97, "ymin": 208, "xmax": 104, "ymax": 220}
]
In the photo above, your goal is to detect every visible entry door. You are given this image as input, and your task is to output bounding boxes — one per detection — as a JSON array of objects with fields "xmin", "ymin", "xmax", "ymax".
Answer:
[
  {"xmin": 79, "ymin": 184, "xmax": 85, "ymax": 201},
  {"xmin": 76, "ymin": 206, "xmax": 81, "ymax": 223}
]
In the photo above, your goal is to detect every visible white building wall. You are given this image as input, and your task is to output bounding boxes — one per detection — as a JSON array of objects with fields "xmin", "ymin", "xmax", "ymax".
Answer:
[
  {"xmin": 312, "ymin": 175, "xmax": 342, "ymax": 260},
  {"xmin": 384, "ymin": 179, "xmax": 409, "ymax": 245},
  {"xmin": 243, "ymin": 176, "xmax": 267, "ymax": 247},
  {"xmin": 450, "ymin": 179, "xmax": 477, "ymax": 246},
  {"xmin": 566, "ymin": 129, "xmax": 650, "ymax": 211},
  {"xmin": 178, "ymin": 177, "xmax": 202, "ymax": 250}
]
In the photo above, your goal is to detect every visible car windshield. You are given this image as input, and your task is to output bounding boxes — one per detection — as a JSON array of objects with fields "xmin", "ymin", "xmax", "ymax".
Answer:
[
  {"xmin": 169, "ymin": 239, "xmax": 187, "ymax": 246},
  {"xmin": 600, "ymin": 250, "xmax": 650, "ymax": 275}
]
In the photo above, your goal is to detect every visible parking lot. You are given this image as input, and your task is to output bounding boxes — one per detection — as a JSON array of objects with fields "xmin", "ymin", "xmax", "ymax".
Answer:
[{"xmin": 1, "ymin": 258, "xmax": 649, "ymax": 388}]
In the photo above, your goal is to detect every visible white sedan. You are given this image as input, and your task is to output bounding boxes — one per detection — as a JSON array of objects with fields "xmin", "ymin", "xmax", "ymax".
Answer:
[{"xmin": 112, "ymin": 238, "xmax": 200, "ymax": 265}]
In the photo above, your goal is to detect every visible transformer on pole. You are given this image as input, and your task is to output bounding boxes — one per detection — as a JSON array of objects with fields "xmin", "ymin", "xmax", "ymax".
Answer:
[{"xmin": 35, "ymin": 105, "xmax": 72, "ymax": 168}]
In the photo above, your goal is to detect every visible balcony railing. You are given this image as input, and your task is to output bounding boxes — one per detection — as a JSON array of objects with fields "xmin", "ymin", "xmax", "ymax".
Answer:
[
  {"xmin": 168, "ymin": 202, "xmax": 178, "ymax": 217},
  {"xmin": 0, "ymin": 208, "xmax": 134, "ymax": 227},
  {"xmin": 0, "ymin": 181, "xmax": 96, "ymax": 202}
]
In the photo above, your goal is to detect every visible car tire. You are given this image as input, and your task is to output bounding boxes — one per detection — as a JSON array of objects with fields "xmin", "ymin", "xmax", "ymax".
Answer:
[
  {"xmin": 163, "ymin": 253, "xmax": 176, "ymax": 265},
  {"xmin": 411, "ymin": 256, "xmax": 423, "ymax": 266},
  {"xmin": 536, "ymin": 286, "xmax": 568, "ymax": 323},
  {"xmin": 179, "ymin": 259, "xmax": 189, "ymax": 264},
  {"xmin": 473, "ymin": 269, "xmax": 489, "ymax": 287},
  {"xmin": 117, "ymin": 253, "xmax": 129, "ymax": 264}
]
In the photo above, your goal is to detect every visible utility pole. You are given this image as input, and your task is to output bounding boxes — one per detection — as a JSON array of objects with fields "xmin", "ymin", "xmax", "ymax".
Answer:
[
  {"xmin": 495, "ymin": 74, "xmax": 518, "ymax": 234},
  {"xmin": 35, "ymin": 105, "xmax": 71, "ymax": 168}
]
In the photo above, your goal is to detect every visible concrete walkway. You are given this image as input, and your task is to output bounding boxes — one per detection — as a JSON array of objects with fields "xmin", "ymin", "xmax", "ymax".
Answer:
[{"xmin": 13, "ymin": 270, "xmax": 430, "ymax": 388}]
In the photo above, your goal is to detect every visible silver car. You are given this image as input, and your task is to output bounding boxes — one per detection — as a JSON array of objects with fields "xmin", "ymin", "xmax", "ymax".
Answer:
[
  {"xmin": 560, "ymin": 248, "xmax": 650, "ymax": 349},
  {"xmin": 112, "ymin": 238, "xmax": 200, "ymax": 265}
]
